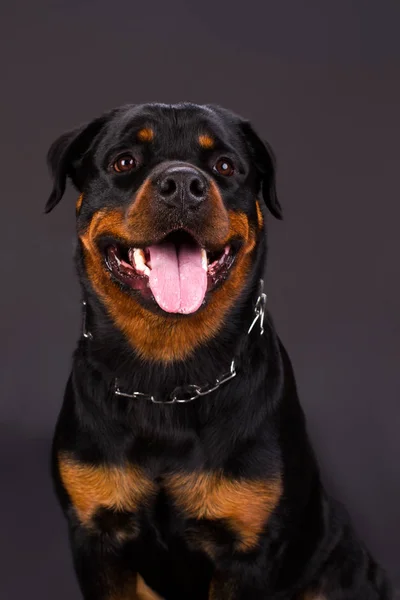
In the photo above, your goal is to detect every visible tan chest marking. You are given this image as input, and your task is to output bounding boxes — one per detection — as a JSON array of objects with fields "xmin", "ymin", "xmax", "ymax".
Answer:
[
  {"xmin": 167, "ymin": 472, "xmax": 282, "ymax": 551},
  {"xmin": 58, "ymin": 454, "xmax": 156, "ymax": 526}
]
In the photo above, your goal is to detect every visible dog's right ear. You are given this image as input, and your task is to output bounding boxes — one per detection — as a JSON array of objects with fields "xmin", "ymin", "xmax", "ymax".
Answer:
[{"xmin": 45, "ymin": 112, "xmax": 113, "ymax": 214}]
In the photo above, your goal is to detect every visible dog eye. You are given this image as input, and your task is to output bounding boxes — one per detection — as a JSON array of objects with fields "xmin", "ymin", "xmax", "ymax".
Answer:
[
  {"xmin": 112, "ymin": 154, "xmax": 138, "ymax": 173},
  {"xmin": 213, "ymin": 158, "xmax": 235, "ymax": 177}
]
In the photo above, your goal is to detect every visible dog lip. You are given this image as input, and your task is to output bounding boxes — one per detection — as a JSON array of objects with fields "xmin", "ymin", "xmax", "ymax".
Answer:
[
  {"xmin": 97, "ymin": 227, "xmax": 224, "ymax": 254},
  {"xmin": 105, "ymin": 245, "xmax": 143, "ymax": 280}
]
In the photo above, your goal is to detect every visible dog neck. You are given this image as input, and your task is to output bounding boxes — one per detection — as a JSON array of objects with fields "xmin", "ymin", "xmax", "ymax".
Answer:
[{"xmin": 77, "ymin": 278, "xmax": 271, "ymax": 406}]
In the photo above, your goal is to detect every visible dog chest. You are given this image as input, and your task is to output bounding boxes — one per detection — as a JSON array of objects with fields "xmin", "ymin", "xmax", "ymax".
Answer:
[{"xmin": 58, "ymin": 453, "xmax": 282, "ymax": 552}]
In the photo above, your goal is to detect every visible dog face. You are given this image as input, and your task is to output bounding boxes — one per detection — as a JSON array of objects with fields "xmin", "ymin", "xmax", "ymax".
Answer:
[{"xmin": 46, "ymin": 103, "xmax": 281, "ymax": 362}]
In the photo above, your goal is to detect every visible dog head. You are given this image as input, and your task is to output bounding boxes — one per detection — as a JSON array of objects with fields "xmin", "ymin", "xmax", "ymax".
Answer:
[{"xmin": 46, "ymin": 103, "xmax": 281, "ymax": 362}]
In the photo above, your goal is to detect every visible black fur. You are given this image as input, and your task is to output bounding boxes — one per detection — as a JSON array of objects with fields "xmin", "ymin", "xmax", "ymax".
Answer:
[{"xmin": 47, "ymin": 103, "xmax": 392, "ymax": 599}]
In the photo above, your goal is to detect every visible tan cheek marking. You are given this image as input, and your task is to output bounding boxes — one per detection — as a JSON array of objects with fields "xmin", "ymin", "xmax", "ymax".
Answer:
[
  {"xmin": 198, "ymin": 134, "xmax": 215, "ymax": 149},
  {"xmin": 226, "ymin": 211, "xmax": 257, "ymax": 255},
  {"xmin": 80, "ymin": 208, "xmax": 128, "ymax": 252},
  {"xmin": 137, "ymin": 128, "xmax": 154, "ymax": 142},
  {"xmin": 125, "ymin": 178, "xmax": 167, "ymax": 245},
  {"xmin": 58, "ymin": 453, "xmax": 156, "ymax": 526},
  {"xmin": 76, "ymin": 194, "xmax": 83, "ymax": 214},
  {"xmin": 205, "ymin": 180, "xmax": 230, "ymax": 242},
  {"xmin": 256, "ymin": 200, "xmax": 264, "ymax": 230},
  {"xmin": 167, "ymin": 472, "xmax": 282, "ymax": 551}
]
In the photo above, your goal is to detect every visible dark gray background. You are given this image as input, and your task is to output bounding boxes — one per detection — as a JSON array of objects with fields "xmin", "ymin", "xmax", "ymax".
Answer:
[{"xmin": 0, "ymin": 1, "xmax": 399, "ymax": 597}]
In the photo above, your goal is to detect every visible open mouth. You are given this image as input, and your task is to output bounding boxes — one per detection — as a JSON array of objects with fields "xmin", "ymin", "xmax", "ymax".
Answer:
[{"xmin": 103, "ymin": 230, "xmax": 237, "ymax": 314}]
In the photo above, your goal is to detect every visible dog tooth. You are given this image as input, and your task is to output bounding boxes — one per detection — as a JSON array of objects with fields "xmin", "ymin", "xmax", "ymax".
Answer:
[
  {"xmin": 132, "ymin": 248, "xmax": 151, "ymax": 275},
  {"xmin": 201, "ymin": 248, "xmax": 208, "ymax": 271}
]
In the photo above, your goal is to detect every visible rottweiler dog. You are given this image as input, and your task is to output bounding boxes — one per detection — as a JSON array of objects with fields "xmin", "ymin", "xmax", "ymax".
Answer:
[{"xmin": 46, "ymin": 102, "xmax": 392, "ymax": 599}]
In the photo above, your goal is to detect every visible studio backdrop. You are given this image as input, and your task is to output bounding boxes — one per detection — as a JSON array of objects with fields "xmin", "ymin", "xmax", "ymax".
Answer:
[{"xmin": 0, "ymin": 1, "xmax": 399, "ymax": 598}]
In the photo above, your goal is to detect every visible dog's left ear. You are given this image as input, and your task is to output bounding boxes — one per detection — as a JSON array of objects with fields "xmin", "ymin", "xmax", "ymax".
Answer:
[
  {"xmin": 45, "ymin": 111, "xmax": 114, "ymax": 213},
  {"xmin": 239, "ymin": 121, "xmax": 283, "ymax": 220}
]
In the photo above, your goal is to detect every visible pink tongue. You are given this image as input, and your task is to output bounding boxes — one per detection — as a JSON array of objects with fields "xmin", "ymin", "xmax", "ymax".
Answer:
[{"xmin": 148, "ymin": 242, "xmax": 207, "ymax": 314}]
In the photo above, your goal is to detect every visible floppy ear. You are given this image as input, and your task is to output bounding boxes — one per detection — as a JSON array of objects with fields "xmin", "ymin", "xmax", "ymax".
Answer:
[
  {"xmin": 45, "ymin": 112, "xmax": 112, "ymax": 213},
  {"xmin": 239, "ymin": 121, "xmax": 283, "ymax": 220}
]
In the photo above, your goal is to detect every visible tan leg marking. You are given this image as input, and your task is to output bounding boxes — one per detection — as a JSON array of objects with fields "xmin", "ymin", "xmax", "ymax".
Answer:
[{"xmin": 136, "ymin": 576, "xmax": 164, "ymax": 599}]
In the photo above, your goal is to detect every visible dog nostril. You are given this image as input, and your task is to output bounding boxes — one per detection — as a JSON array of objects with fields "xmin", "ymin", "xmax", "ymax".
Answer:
[
  {"xmin": 189, "ymin": 177, "xmax": 206, "ymax": 199},
  {"xmin": 159, "ymin": 177, "xmax": 177, "ymax": 197}
]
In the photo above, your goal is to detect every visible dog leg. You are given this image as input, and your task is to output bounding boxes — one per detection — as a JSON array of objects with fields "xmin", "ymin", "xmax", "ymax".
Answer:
[
  {"xmin": 69, "ymin": 525, "xmax": 162, "ymax": 600},
  {"xmin": 208, "ymin": 572, "xmax": 268, "ymax": 600}
]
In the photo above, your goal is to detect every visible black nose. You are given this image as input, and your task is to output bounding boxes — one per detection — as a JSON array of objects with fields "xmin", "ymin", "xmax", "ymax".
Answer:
[{"xmin": 157, "ymin": 165, "xmax": 208, "ymax": 209}]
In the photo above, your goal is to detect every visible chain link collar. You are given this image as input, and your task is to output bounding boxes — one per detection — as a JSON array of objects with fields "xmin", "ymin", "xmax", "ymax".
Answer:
[{"xmin": 82, "ymin": 280, "xmax": 267, "ymax": 404}]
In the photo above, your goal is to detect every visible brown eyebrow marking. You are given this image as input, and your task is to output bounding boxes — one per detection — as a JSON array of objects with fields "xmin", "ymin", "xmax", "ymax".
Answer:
[
  {"xmin": 198, "ymin": 134, "xmax": 215, "ymax": 149},
  {"xmin": 137, "ymin": 128, "xmax": 154, "ymax": 142}
]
